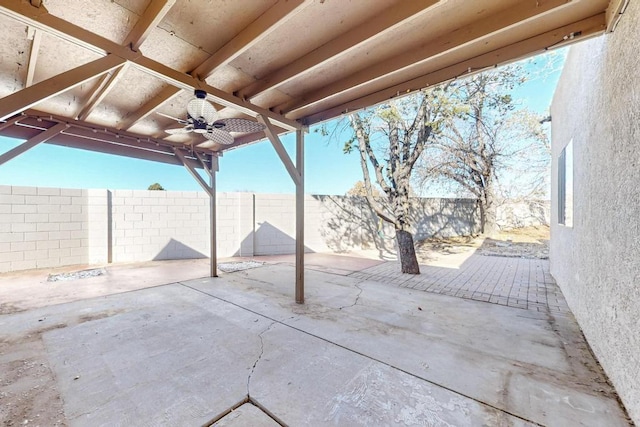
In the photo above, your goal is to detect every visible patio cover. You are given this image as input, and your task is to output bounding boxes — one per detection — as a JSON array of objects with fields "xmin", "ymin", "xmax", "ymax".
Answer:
[{"xmin": 0, "ymin": 0, "xmax": 627, "ymax": 302}]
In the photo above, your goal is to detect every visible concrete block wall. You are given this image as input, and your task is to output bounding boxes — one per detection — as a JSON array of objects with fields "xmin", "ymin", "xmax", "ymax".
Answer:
[
  {"xmin": 216, "ymin": 192, "xmax": 254, "ymax": 257},
  {"xmin": 0, "ymin": 185, "xmax": 89, "ymax": 273},
  {"xmin": 2, "ymin": 185, "xmax": 550, "ymax": 274},
  {"xmin": 496, "ymin": 200, "xmax": 550, "ymax": 229},
  {"xmin": 86, "ymin": 189, "xmax": 109, "ymax": 264},
  {"xmin": 254, "ymin": 194, "xmax": 297, "ymax": 255},
  {"xmin": 109, "ymin": 190, "xmax": 211, "ymax": 263},
  {"xmin": 550, "ymin": 3, "xmax": 640, "ymax": 422}
]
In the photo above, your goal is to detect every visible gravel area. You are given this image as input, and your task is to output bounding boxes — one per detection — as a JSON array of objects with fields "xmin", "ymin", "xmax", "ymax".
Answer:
[
  {"xmin": 47, "ymin": 268, "xmax": 106, "ymax": 282},
  {"xmin": 218, "ymin": 261, "xmax": 264, "ymax": 273}
]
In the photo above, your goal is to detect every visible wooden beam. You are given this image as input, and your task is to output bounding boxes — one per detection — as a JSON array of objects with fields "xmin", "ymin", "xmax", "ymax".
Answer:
[
  {"xmin": 0, "ymin": 0, "xmax": 302, "ymax": 131},
  {"xmin": 194, "ymin": 152, "xmax": 213, "ymax": 179},
  {"xmin": 256, "ymin": 115, "xmax": 301, "ymax": 187},
  {"xmin": 174, "ymin": 148, "xmax": 213, "ymax": 197},
  {"xmin": 125, "ymin": 0, "xmax": 176, "ymax": 51},
  {"xmin": 0, "ymin": 54, "xmax": 126, "ymax": 122},
  {"xmin": 133, "ymin": 57, "xmax": 301, "ymax": 130},
  {"xmin": 0, "ymin": 123, "xmax": 67, "ymax": 166},
  {"xmin": 10, "ymin": 110, "xmax": 211, "ymax": 164},
  {"xmin": 25, "ymin": 28, "xmax": 42, "ymax": 87},
  {"xmin": 278, "ymin": 0, "xmax": 572, "ymax": 115},
  {"xmin": 192, "ymin": 0, "xmax": 306, "ymax": 80},
  {"xmin": 0, "ymin": 115, "xmax": 208, "ymax": 167},
  {"xmin": 208, "ymin": 153, "xmax": 218, "ymax": 278},
  {"xmin": 76, "ymin": 0, "xmax": 174, "ymax": 123},
  {"xmin": 605, "ymin": 0, "xmax": 629, "ymax": 32},
  {"xmin": 76, "ymin": 63, "xmax": 127, "ymax": 120},
  {"xmin": 238, "ymin": 0, "xmax": 441, "ymax": 100},
  {"xmin": 0, "ymin": 115, "xmax": 22, "ymax": 131},
  {"xmin": 302, "ymin": 14, "xmax": 607, "ymax": 125}
]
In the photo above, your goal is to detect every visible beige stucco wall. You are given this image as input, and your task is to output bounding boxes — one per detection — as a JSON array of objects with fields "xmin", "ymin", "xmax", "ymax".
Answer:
[{"xmin": 550, "ymin": 2, "xmax": 640, "ymax": 423}]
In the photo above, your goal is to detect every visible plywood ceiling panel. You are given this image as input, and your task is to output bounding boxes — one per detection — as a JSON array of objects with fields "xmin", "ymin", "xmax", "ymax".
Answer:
[
  {"xmin": 0, "ymin": 0, "xmax": 620, "ymax": 161},
  {"xmin": 157, "ymin": 0, "xmax": 278, "ymax": 55},
  {"xmin": 44, "ymin": 0, "xmax": 146, "ymax": 44},
  {"xmin": 0, "ymin": 15, "xmax": 30, "ymax": 97}
]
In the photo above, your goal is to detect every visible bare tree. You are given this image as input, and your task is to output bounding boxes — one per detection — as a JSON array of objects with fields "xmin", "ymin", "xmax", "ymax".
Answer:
[
  {"xmin": 343, "ymin": 88, "xmax": 451, "ymax": 273},
  {"xmin": 418, "ymin": 65, "xmax": 549, "ymax": 235}
]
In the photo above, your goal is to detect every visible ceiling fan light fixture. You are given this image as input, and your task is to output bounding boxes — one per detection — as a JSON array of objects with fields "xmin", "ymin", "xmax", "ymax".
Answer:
[
  {"xmin": 188, "ymin": 97, "xmax": 217, "ymax": 123},
  {"xmin": 161, "ymin": 90, "xmax": 265, "ymax": 149}
]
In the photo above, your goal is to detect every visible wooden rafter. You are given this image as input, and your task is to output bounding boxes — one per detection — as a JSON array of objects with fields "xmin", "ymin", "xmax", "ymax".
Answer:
[
  {"xmin": 125, "ymin": 0, "xmax": 177, "ymax": 51},
  {"xmin": 122, "ymin": 0, "xmax": 305, "ymax": 130},
  {"xmin": 192, "ymin": 0, "xmax": 306, "ymax": 80},
  {"xmin": 75, "ymin": 0, "xmax": 176, "ymax": 122},
  {"xmin": 302, "ymin": 13, "xmax": 607, "ymax": 125},
  {"xmin": 237, "ymin": 0, "xmax": 441, "ymax": 100},
  {"xmin": 0, "ymin": 0, "xmax": 301, "ymax": 131},
  {"xmin": 0, "ymin": 54, "xmax": 126, "ymax": 122},
  {"xmin": 277, "ymin": 0, "xmax": 572, "ymax": 115},
  {"xmin": 25, "ymin": 27, "xmax": 42, "ymax": 87},
  {"xmin": 76, "ymin": 64, "xmax": 127, "ymax": 120},
  {"xmin": 606, "ymin": 0, "xmax": 629, "ymax": 32}
]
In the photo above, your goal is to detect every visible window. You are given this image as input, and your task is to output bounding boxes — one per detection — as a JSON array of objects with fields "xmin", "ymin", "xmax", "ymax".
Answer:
[{"xmin": 558, "ymin": 140, "xmax": 573, "ymax": 226}]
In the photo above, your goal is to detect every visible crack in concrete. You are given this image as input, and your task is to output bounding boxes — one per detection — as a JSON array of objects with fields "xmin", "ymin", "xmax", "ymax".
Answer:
[
  {"xmin": 247, "ymin": 321, "xmax": 276, "ymax": 397},
  {"xmin": 338, "ymin": 283, "xmax": 364, "ymax": 310},
  {"xmin": 180, "ymin": 281, "xmax": 544, "ymax": 426}
]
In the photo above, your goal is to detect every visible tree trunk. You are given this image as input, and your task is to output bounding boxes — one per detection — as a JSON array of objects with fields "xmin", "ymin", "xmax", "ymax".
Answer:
[
  {"xmin": 395, "ymin": 228, "xmax": 420, "ymax": 274},
  {"xmin": 480, "ymin": 191, "xmax": 498, "ymax": 237}
]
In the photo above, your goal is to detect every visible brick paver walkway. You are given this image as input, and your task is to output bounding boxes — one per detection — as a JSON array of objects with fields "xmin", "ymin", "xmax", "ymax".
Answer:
[{"xmin": 350, "ymin": 254, "xmax": 571, "ymax": 315}]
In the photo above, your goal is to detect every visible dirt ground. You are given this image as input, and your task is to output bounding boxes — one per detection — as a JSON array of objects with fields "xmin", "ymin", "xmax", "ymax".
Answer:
[
  {"xmin": 415, "ymin": 225, "xmax": 550, "ymax": 263},
  {"xmin": 1, "ymin": 329, "xmax": 66, "ymax": 427}
]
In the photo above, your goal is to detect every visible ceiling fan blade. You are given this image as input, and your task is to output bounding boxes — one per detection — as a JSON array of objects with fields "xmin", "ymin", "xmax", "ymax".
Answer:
[
  {"xmin": 212, "ymin": 118, "xmax": 266, "ymax": 133},
  {"xmin": 156, "ymin": 111, "xmax": 188, "ymax": 124},
  {"xmin": 187, "ymin": 98, "xmax": 217, "ymax": 123},
  {"xmin": 166, "ymin": 127, "xmax": 192, "ymax": 135},
  {"xmin": 203, "ymin": 128, "xmax": 234, "ymax": 145},
  {"xmin": 196, "ymin": 141, "xmax": 217, "ymax": 149}
]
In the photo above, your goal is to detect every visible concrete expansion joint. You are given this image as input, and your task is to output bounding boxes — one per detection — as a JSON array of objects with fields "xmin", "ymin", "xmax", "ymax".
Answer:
[{"xmin": 178, "ymin": 280, "xmax": 546, "ymax": 426}]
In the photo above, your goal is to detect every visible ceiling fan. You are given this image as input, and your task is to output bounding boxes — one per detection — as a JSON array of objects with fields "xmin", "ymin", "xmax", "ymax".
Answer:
[{"xmin": 161, "ymin": 89, "xmax": 265, "ymax": 146}]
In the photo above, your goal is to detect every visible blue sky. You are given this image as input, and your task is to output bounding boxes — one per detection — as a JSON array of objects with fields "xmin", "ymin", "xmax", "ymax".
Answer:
[{"xmin": 0, "ymin": 50, "xmax": 565, "ymax": 195}]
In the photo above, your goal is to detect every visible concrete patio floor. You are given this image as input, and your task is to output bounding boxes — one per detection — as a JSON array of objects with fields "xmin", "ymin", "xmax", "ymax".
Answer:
[{"xmin": 0, "ymin": 254, "xmax": 632, "ymax": 426}]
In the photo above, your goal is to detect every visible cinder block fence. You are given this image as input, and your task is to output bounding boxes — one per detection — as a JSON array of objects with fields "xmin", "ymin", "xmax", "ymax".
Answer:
[{"xmin": 1, "ymin": 185, "xmax": 549, "ymax": 273}]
